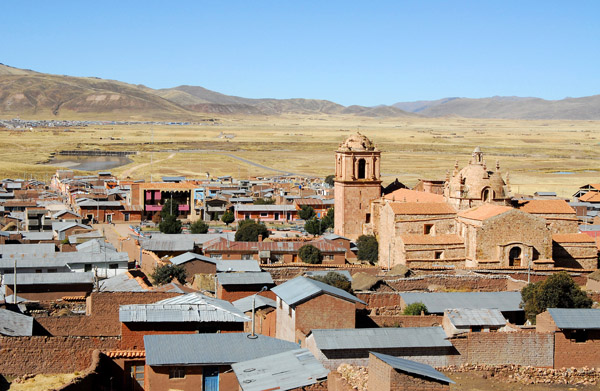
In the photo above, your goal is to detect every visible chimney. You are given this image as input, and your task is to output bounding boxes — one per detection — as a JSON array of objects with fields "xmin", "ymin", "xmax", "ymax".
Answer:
[{"xmin": 258, "ymin": 234, "xmax": 263, "ymax": 242}]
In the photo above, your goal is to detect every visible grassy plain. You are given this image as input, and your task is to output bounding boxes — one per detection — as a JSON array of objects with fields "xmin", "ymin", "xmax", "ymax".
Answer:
[{"xmin": 0, "ymin": 114, "xmax": 598, "ymax": 197}]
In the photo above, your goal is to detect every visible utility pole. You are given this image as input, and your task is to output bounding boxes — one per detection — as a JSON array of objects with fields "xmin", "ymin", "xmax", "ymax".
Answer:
[{"xmin": 13, "ymin": 257, "xmax": 17, "ymax": 304}]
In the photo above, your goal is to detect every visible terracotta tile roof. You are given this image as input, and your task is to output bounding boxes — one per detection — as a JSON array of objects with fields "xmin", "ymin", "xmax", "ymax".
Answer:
[
  {"xmin": 399, "ymin": 234, "xmax": 465, "ymax": 245},
  {"xmin": 384, "ymin": 189, "xmax": 445, "ymax": 203},
  {"xmin": 458, "ymin": 204, "xmax": 513, "ymax": 221},
  {"xmin": 3, "ymin": 200, "xmax": 37, "ymax": 207},
  {"xmin": 553, "ymin": 233, "xmax": 596, "ymax": 243},
  {"xmin": 519, "ymin": 200, "xmax": 576, "ymax": 214},
  {"xmin": 590, "ymin": 184, "xmax": 600, "ymax": 191},
  {"xmin": 294, "ymin": 199, "xmax": 326, "ymax": 206},
  {"xmin": 579, "ymin": 191, "xmax": 600, "ymax": 203},
  {"xmin": 390, "ymin": 202, "xmax": 456, "ymax": 215},
  {"xmin": 139, "ymin": 182, "xmax": 198, "ymax": 190},
  {"xmin": 106, "ymin": 350, "xmax": 146, "ymax": 359}
]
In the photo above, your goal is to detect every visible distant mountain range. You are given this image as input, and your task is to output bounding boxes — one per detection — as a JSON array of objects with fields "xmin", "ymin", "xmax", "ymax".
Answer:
[{"xmin": 1, "ymin": 64, "xmax": 599, "ymax": 120}]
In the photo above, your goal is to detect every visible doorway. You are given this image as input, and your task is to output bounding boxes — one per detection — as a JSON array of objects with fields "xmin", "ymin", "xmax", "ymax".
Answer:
[
  {"xmin": 509, "ymin": 246, "xmax": 522, "ymax": 267},
  {"xmin": 203, "ymin": 366, "xmax": 219, "ymax": 391}
]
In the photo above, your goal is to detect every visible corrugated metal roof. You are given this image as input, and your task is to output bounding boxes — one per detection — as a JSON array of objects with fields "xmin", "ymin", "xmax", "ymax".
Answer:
[
  {"xmin": 311, "ymin": 327, "xmax": 451, "ymax": 350},
  {"xmin": 0, "ymin": 308, "xmax": 33, "ymax": 336},
  {"xmin": 99, "ymin": 273, "xmax": 146, "ymax": 292},
  {"xmin": 272, "ymin": 277, "xmax": 365, "ymax": 306},
  {"xmin": 144, "ymin": 333, "xmax": 300, "ymax": 366},
  {"xmin": 170, "ymin": 252, "xmax": 217, "ymax": 266},
  {"xmin": 371, "ymin": 352, "xmax": 454, "ymax": 384},
  {"xmin": 19, "ymin": 232, "xmax": 54, "ymax": 241},
  {"xmin": 76, "ymin": 239, "xmax": 118, "ymax": 253},
  {"xmin": 548, "ymin": 308, "xmax": 600, "ymax": 330},
  {"xmin": 233, "ymin": 348, "xmax": 329, "ymax": 391},
  {"xmin": 233, "ymin": 295, "xmax": 277, "ymax": 313},
  {"xmin": 3, "ymin": 272, "xmax": 94, "ymax": 285},
  {"xmin": 400, "ymin": 291, "xmax": 523, "ymax": 314},
  {"xmin": 217, "ymin": 272, "xmax": 274, "ymax": 286},
  {"xmin": 216, "ymin": 260, "xmax": 262, "ymax": 273},
  {"xmin": 445, "ymin": 308, "xmax": 506, "ymax": 327},
  {"xmin": 0, "ymin": 243, "xmax": 55, "ymax": 255},
  {"xmin": 120, "ymin": 293, "xmax": 250, "ymax": 323},
  {"xmin": 140, "ymin": 238, "xmax": 195, "ymax": 252}
]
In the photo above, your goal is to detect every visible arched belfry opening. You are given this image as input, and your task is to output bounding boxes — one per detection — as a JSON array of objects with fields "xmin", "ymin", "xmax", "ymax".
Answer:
[
  {"xmin": 357, "ymin": 159, "xmax": 366, "ymax": 179},
  {"xmin": 509, "ymin": 246, "xmax": 522, "ymax": 267}
]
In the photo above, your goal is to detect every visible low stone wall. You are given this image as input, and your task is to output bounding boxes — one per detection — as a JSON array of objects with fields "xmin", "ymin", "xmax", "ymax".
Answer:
[{"xmin": 368, "ymin": 314, "xmax": 443, "ymax": 328}]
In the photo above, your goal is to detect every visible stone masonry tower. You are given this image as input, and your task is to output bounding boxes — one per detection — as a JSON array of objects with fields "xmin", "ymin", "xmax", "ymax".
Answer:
[{"xmin": 334, "ymin": 133, "xmax": 381, "ymax": 240}]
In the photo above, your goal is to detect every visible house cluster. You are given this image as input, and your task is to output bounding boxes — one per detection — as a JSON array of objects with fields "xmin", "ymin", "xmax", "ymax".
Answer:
[{"xmin": 0, "ymin": 133, "xmax": 599, "ymax": 391}]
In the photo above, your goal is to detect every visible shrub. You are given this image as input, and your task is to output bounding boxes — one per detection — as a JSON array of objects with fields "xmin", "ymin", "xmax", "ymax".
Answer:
[
  {"xmin": 235, "ymin": 220, "xmax": 270, "ymax": 242},
  {"xmin": 357, "ymin": 235, "xmax": 378, "ymax": 263},
  {"xmin": 309, "ymin": 272, "xmax": 351, "ymax": 292},
  {"xmin": 190, "ymin": 219, "xmax": 209, "ymax": 234},
  {"xmin": 150, "ymin": 264, "xmax": 187, "ymax": 285},
  {"xmin": 221, "ymin": 210, "xmax": 234, "ymax": 226},
  {"xmin": 403, "ymin": 302, "xmax": 428, "ymax": 315},
  {"xmin": 299, "ymin": 244, "xmax": 322, "ymax": 264}
]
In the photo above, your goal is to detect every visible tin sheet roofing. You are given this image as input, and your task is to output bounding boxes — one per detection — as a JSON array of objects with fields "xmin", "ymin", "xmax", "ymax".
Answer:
[
  {"xmin": 400, "ymin": 291, "xmax": 523, "ymax": 314},
  {"xmin": 140, "ymin": 238, "xmax": 195, "ymax": 252},
  {"xmin": 120, "ymin": 293, "xmax": 249, "ymax": 323},
  {"xmin": 371, "ymin": 352, "xmax": 454, "ymax": 384},
  {"xmin": 170, "ymin": 252, "xmax": 217, "ymax": 266},
  {"xmin": 548, "ymin": 308, "xmax": 600, "ymax": 330},
  {"xmin": 144, "ymin": 333, "xmax": 300, "ymax": 366},
  {"xmin": 216, "ymin": 260, "xmax": 262, "ymax": 273},
  {"xmin": 272, "ymin": 277, "xmax": 365, "ymax": 306},
  {"xmin": 99, "ymin": 273, "xmax": 146, "ymax": 292},
  {"xmin": 0, "ymin": 309, "xmax": 33, "ymax": 337},
  {"xmin": 232, "ymin": 348, "xmax": 328, "ymax": 391},
  {"xmin": 0, "ymin": 243, "xmax": 55, "ymax": 255},
  {"xmin": 3, "ymin": 272, "xmax": 94, "ymax": 285},
  {"xmin": 217, "ymin": 272, "xmax": 273, "ymax": 286},
  {"xmin": 19, "ymin": 232, "xmax": 54, "ymax": 241},
  {"xmin": 233, "ymin": 295, "xmax": 277, "ymax": 313},
  {"xmin": 311, "ymin": 327, "xmax": 451, "ymax": 350},
  {"xmin": 445, "ymin": 308, "xmax": 506, "ymax": 327}
]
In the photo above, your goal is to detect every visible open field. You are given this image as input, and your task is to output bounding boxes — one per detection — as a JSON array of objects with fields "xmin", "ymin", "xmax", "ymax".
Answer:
[{"xmin": 0, "ymin": 114, "xmax": 598, "ymax": 197}]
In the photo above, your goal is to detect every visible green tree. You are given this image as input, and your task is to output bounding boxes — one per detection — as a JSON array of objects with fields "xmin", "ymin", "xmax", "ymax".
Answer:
[
  {"xmin": 159, "ymin": 214, "xmax": 182, "ymax": 234},
  {"xmin": 235, "ymin": 220, "xmax": 270, "ymax": 242},
  {"xmin": 160, "ymin": 198, "xmax": 180, "ymax": 219},
  {"xmin": 150, "ymin": 263, "xmax": 187, "ymax": 285},
  {"xmin": 521, "ymin": 271, "xmax": 592, "ymax": 323},
  {"xmin": 304, "ymin": 217, "xmax": 326, "ymax": 236},
  {"xmin": 190, "ymin": 219, "xmax": 209, "ymax": 234},
  {"xmin": 254, "ymin": 197, "xmax": 275, "ymax": 205},
  {"xmin": 309, "ymin": 272, "xmax": 352, "ymax": 293},
  {"xmin": 299, "ymin": 244, "xmax": 322, "ymax": 264},
  {"xmin": 357, "ymin": 235, "xmax": 378, "ymax": 263},
  {"xmin": 221, "ymin": 210, "xmax": 235, "ymax": 226},
  {"xmin": 322, "ymin": 207, "xmax": 334, "ymax": 230},
  {"xmin": 324, "ymin": 175, "xmax": 335, "ymax": 187},
  {"xmin": 298, "ymin": 205, "xmax": 315, "ymax": 221},
  {"xmin": 403, "ymin": 302, "xmax": 428, "ymax": 315}
]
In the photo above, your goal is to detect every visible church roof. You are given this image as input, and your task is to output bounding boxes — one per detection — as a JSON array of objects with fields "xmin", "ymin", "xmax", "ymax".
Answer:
[
  {"xmin": 384, "ymin": 189, "xmax": 445, "ymax": 203},
  {"xmin": 458, "ymin": 204, "xmax": 513, "ymax": 221},
  {"xmin": 552, "ymin": 233, "xmax": 596, "ymax": 243},
  {"xmin": 338, "ymin": 133, "xmax": 376, "ymax": 152},
  {"xmin": 519, "ymin": 199, "xmax": 575, "ymax": 214},
  {"xmin": 390, "ymin": 202, "xmax": 456, "ymax": 215}
]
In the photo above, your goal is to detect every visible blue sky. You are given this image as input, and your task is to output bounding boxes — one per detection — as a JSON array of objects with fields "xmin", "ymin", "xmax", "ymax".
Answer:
[{"xmin": 1, "ymin": 1, "xmax": 598, "ymax": 106}]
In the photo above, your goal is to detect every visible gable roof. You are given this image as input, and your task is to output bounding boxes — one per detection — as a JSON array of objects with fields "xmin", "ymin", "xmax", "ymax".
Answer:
[
  {"xmin": 389, "ymin": 202, "xmax": 456, "ymax": 215},
  {"xmin": 370, "ymin": 352, "xmax": 454, "ymax": 384},
  {"xmin": 458, "ymin": 204, "xmax": 513, "ymax": 221},
  {"xmin": 217, "ymin": 272, "xmax": 274, "ymax": 286},
  {"xmin": 445, "ymin": 308, "xmax": 506, "ymax": 327},
  {"xmin": 170, "ymin": 252, "xmax": 218, "ymax": 266},
  {"xmin": 310, "ymin": 327, "xmax": 451, "ymax": 350},
  {"xmin": 548, "ymin": 308, "xmax": 600, "ymax": 330},
  {"xmin": 519, "ymin": 199, "xmax": 575, "ymax": 214},
  {"xmin": 579, "ymin": 191, "xmax": 600, "ymax": 203},
  {"xmin": 144, "ymin": 333, "xmax": 299, "ymax": 366},
  {"xmin": 384, "ymin": 188, "xmax": 445, "ymax": 203},
  {"xmin": 553, "ymin": 233, "xmax": 596, "ymax": 243},
  {"xmin": 272, "ymin": 277, "xmax": 365, "ymax": 306},
  {"xmin": 119, "ymin": 292, "xmax": 249, "ymax": 323},
  {"xmin": 400, "ymin": 291, "xmax": 523, "ymax": 314},
  {"xmin": 232, "ymin": 348, "xmax": 329, "ymax": 391},
  {"xmin": 216, "ymin": 260, "xmax": 262, "ymax": 273}
]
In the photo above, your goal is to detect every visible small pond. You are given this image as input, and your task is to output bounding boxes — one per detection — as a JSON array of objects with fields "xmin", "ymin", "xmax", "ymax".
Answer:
[{"xmin": 47, "ymin": 155, "xmax": 132, "ymax": 171}]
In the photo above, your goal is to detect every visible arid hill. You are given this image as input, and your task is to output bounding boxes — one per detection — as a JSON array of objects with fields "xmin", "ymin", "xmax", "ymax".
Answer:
[{"xmin": 393, "ymin": 95, "xmax": 600, "ymax": 120}]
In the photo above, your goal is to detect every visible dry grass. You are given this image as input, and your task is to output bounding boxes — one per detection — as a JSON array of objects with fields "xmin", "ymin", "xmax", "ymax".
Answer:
[
  {"xmin": 0, "ymin": 114, "xmax": 598, "ymax": 197},
  {"xmin": 9, "ymin": 373, "xmax": 78, "ymax": 391}
]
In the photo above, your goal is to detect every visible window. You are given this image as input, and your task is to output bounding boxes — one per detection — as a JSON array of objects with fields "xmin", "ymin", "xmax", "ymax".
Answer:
[
  {"xmin": 434, "ymin": 251, "xmax": 443, "ymax": 260},
  {"xmin": 357, "ymin": 159, "xmax": 366, "ymax": 179},
  {"xmin": 169, "ymin": 367, "xmax": 186, "ymax": 379},
  {"xmin": 260, "ymin": 212, "xmax": 268, "ymax": 217},
  {"xmin": 572, "ymin": 330, "xmax": 588, "ymax": 343},
  {"xmin": 109, "ymin": 263, "xmax": 119, "ymax": 269},
  {"xmin": 471, "ymin": 326, "xmax": 482, "ymax": 333},
  {"xmin": 365, "ymin": 213, "xmax": 371, "ymax": 223},
  {"xmin": 84, "ymin": 264, "xmax": 92, "ymax": 272},
  {"xmin": 424, "ymin": 224, "xmax": 433, "ymax": 235},
  {"xmin": 129, "ymin": 364, "xmax": 144, "ymax": 389},
  {"xmin": 241, "ymin": 254, "xmax": 253, "ymax": 260}
]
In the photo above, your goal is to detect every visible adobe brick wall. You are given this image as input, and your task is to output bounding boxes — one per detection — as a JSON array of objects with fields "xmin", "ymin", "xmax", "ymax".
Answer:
[
  {"xmin": 6, "ymin": 284, "xmax": 93, "ymax": 302},
  {"xmin": 383, "ymin": 274, "xmax": 509, "ymax": 292},
  {"xmin": 296, "ymin": 294, "xmax": 356, "ymax": 336},
  {"xmin": 327, "ymin": 371, "xmax": 355, "ymax": 391},
  {"xmin": 368, "ymin": 353, "xmax": 450, "ymax": 391},
  {"xmin": 0, "ymin": 336, "xmax": 119, "ymax": 376},
  {"xmin": 368, "ymin": 315, "xmax": 443, "ymax": 328},
  {"xmin": 145, "ymin": 364, "xmax": 238, "ymax": 391},
  {"xmin": 36, "ymin": 291, "xmax": 181, "ymax": 336},
  {"xmin": 554, "ymin": 330, "xmax": 600, "ymax": 369},
  {"xmin": 217, "ymin": 284, "xmax": 276, "ymax": 302},
  {"xmin": 356, "ymin": 292, "xmax": 400, "ymax": 308}
]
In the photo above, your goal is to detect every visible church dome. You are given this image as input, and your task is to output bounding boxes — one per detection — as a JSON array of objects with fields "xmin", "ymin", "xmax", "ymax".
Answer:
[{"xmin": 338, "ymin": 132, "xmax": 376, "ymax": 152}]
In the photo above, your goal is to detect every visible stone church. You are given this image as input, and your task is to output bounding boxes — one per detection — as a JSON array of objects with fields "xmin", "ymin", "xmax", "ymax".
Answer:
[{"xmin": 334, "ymin": 133, "xmax": 598, "ymax": 270}]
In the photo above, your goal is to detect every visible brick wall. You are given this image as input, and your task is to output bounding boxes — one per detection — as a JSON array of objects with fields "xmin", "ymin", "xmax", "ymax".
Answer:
[
  {"xmin": 368, "ymin": 353, "xmax": 450, "ymax": 391},
  {"xmin": 0, "ymin": 336, "xmax": 119, "ymax": 376},
  {"xmin": 327, "ymin": 371, "xmax": 355, "ymax": 391},
  {"xmin": 368, "ymin": 315, "xmax": 443, "ymax": 328},
  {"xmin": 36, "ymin": 291, "xmax": 181, "ymax": 336},
  {"xmin": 554, "ymin": 330, "xmax": 600, "ymax": 369},
  {"xmin": 296, "ymin": 294, "xmax": 356, "ymax": 336}
]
